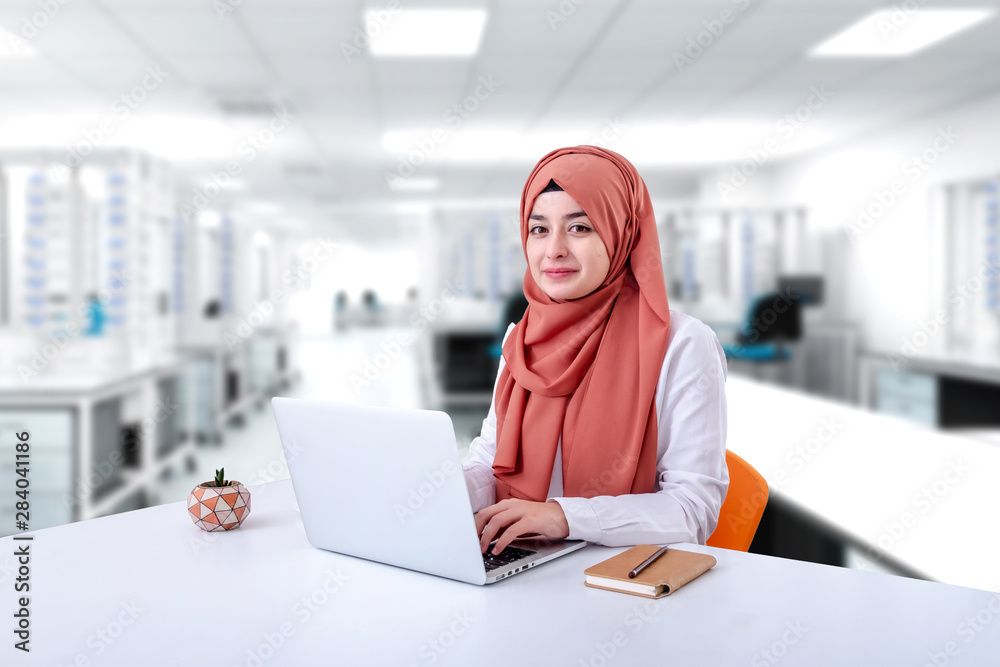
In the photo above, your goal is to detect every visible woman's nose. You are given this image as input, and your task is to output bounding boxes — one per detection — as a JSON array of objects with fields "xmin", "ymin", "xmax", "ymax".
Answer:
[{"xmin": 545, "ymin": 230, "xmax": 567, "ymax": 258}]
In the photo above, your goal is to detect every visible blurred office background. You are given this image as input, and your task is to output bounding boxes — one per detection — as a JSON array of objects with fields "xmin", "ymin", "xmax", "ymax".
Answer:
[{"xmin": 1, "ymin": 0, "xmax": 999, "ymax": 577}]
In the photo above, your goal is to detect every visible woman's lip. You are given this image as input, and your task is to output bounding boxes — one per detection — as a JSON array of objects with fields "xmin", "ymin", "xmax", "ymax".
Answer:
[{"xmin": 542, "ymin": 269, "xmax": 577, "ymax": 278}]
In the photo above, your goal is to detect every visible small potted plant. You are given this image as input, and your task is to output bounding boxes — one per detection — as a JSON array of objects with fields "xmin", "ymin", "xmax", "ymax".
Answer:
[{"xmin": 187, "ymin": 468, "xmax": 251, "ymax": 532}]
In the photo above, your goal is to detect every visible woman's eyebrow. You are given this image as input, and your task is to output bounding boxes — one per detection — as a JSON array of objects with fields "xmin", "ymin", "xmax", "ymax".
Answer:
[{"xmin": 528, "ymin": 211, "xmax": 589, "ymax": 221}]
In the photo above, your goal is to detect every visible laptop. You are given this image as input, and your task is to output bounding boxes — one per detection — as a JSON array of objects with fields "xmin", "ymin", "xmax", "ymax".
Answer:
[{"xmin": 271, "ymin": 397, "xmax": 587, "ymax": 585}]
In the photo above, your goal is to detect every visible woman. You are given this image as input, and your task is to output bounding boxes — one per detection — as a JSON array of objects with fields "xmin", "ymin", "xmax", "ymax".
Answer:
[{"xmin": 462, "ymin": 145, "xmax": 729, "ymax": 555}]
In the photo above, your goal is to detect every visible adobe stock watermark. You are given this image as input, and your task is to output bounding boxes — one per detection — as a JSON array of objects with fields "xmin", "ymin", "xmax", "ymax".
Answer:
[
  {"xmin": 578, "ymin": 597, "xmax": 664, "ymax": 666},
  {"xmin": 47, "ymin": 66, "xmax": 169, "ymax": 181},
  {"xmin": 888, "ymin": 253, "xmax": 999, "ymax": 370},
  {"xmin": 5, "ymin": 0, "xmax": 74, "ymax": 56},
  {"xmin": 865, "ymin": 459, "xmax": 970, "ymax": 564},
  {"xmin": 179, "ymin": 107, "xmax": 295, "ymax": 222},
  {"xmin": 556, "ymin": 248, "xmax": 670, "ymax": 365},
  {"xmin": 875, "ymin": 0, "xmax": 935, "ymax": 42},
  {"xmin": 340, "ymin": 0, "xmax": 403, "ymax": 63},
  {"xmin": 717, "ymin": 85, "xmax": 834, "ymax": 201},
  {"xmin": 62, "ymin": 396, "xmax": 180, "ymax": 511},
  {"xmin": 589, "ymin": 116, "xmax": 628, "ymax": 150},
  {"xmin": 845, "ymin": 126, "xmax": 959, "ymax": 242},
  {"xmin": 223, "ymin": 237, "xmax": 338, "ymax": 351},
  {"xmin": 546, "ymin": 0, "xmax": 590, "ymax": 31},
  {"xmin": 750, "ymin": 620, "xmax": 808, "ymax": 666},
  {"xmin": 689, "ymin": 350, "xmax": 727, "ymax": 397},
  {"xmin": 283, "ymin": 237, "xmax": 339, "ymax": 291},
  {"xmin": 393, "ymin": 459, "xmax": 461, "ymax": 524},
  {"xmin": 16, "ymin": 269, "xmax": 135, "ymax": 383},
  {"xmin": 384, "ymin": 75, "xmax": 502, "ymax": 191},
  {"xmin": 188, "ymin": 447, "xmax": 309, "ymax": 556},
  {"xmin": 728, "ymin": 288, "xmax": 800, "ymax": 355},
  {"xmin": 54, "ymin": 601, "xmax": 144, "ymax": 665},
  {"xmin": 577, "ymin": 450, "xmax": 638, "ymax": 498},
  {"xmin": 771, "ymin": 416, "xmax": 844, "ymax": 488},
  {"xmin": 672, "ymin": 0, "xmax": 751, "ymax": 72},
  {"xmin": 213, "ymin": 0, "xmax": 246, "ymax": 21},
  {"xmin": 405, "ymin": 611, "xmax": 476, "ymax": 667},
  {"xmin": 921, "ymin": 594, "xmax": 1000, "ymax": 667},
  {"xmin": 235, "ymin": 569, "xmax": 350, "ymax": 667},
  {"xmin": 243, "ymin": 438, "xmax": 305, "ymax": 490},
  {"xmin": 350, "ymin": 279, "xmax": 463, "ymax": 393}
]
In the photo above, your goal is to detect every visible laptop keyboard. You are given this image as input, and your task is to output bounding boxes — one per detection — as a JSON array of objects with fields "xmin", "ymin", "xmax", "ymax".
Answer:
[{"xmin": 483, "ymin": 546, "xmax": 537, "ymax": 572}]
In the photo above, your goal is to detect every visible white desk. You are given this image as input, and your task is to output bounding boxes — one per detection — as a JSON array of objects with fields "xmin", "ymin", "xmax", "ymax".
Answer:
[
  {"xmin": 861, "ymin": 347, "xmax": 1000, "ymax": 400},
  {"xmin": 726, "ymin": 375, "xmax": 1000, "ymax": 591},
  {"xmin": 0, "ymin": 358, "xmax": 198, "ymax": 528},
  {"xmin": 2, "ymin": 479, "xmax": 999, "ymax": 666}
]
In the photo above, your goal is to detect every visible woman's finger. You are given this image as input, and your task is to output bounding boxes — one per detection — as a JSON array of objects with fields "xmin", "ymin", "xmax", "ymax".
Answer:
[
  {"xmin": 474, "ymin": 504, "xmax": 498, "ymax": 536},
  {"xmin": 479, "ymin": 508, "xmax": 517, "ymax": 553},
  {"xmin": 492, "ymin": 518, "xmax": 532, "ymax": 554},
  {"xmin": 474, "ymin": 498, "xmax": 514, "ymax": 536}
]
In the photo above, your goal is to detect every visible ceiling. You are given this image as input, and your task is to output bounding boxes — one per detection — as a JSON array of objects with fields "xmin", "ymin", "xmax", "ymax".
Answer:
[{"xmin": 1, "ymin": 0, "xmax": 998, "ymax": 241}]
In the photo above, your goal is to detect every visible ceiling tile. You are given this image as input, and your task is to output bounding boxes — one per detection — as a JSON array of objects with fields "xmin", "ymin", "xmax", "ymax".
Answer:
[
  {"xmin": 1, "ymin": 0, "xmax": 999, "ymax": 220},
  {"xmin": 106, "ymin": 8, "xmax": 257, "ymax": 57},
  {"xmin": 167, "ymin": 55, "xmax": 273, "ymax": 89},
  {"xmin": 10, "ymin": 8, "xmax": 141, "ymax": 57}
]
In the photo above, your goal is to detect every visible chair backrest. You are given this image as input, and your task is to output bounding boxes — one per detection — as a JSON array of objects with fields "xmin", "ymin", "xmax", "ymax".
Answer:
[
  {"xmin": 706, "ymin": 450, "xmax": 769, "ymax": 552},
  {"xmin": 737, "ymin": 290, "xmax": 802, "ymax": 344}
]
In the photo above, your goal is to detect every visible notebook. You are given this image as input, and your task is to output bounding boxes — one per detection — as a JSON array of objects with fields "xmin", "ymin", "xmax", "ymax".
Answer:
[
  {"xmin": 584, "ymin": 544, "xmax": 717, "ymax": 598},
  {"xmin": 271, "ymin": 397, "xmax": 587, "ymax": 585}
]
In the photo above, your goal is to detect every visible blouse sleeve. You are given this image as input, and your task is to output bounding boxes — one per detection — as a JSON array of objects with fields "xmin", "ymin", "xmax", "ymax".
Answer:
[{"xmin": 549, "ymin": 315, "xmax": 730, "ymax": 546}]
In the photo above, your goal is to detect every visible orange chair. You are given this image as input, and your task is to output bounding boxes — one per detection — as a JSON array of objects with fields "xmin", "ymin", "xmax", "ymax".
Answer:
[{"xmin": 706, "ymin": 450, "xmax": 769, "ymax": 552}]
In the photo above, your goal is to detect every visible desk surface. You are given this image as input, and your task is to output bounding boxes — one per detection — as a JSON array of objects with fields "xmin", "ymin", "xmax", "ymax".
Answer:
[
  {"xmin": 726, "ymin": 375, "xmax": 1000, "ymax": 591},
  {"xmin": 3, "ymin": 479, "xmax": 999, "ymax": 666},
  {"xmin": 863, "ymin": 347, "xmax": 1000, "ymax": 383}
]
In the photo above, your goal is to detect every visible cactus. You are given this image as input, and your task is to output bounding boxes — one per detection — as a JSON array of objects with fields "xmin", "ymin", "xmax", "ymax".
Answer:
[{"xmin": 209, "ymin": 468, "xmax": 230, "ymax": 487}]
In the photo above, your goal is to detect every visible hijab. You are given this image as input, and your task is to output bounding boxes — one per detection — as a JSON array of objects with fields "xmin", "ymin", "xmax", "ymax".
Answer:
[{"xmin": 492, "ymin": 145, "xmax": 671, "ymax": 502}]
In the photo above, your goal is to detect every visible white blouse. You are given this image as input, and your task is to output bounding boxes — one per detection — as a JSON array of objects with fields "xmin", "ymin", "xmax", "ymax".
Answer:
[{"xmin": 462, "ymin": 310, "xmax": 730, "ymax": 547}]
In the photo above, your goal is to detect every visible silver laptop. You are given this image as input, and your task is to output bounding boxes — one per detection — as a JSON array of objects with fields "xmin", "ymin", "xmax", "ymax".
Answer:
[{"xmin": 271, "ymin": 397, "xmax": 586, "ymax": 585}]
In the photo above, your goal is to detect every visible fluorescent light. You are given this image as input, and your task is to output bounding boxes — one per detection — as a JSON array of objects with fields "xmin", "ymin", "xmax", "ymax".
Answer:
[
  {"xmin": 383, "ymin": 129, "xmax": 565, "ymax": 161},
  {"xmin": 810, "ymin": 9, "xmax": 994, "ymax": 57},
  {"xmin": 0, "ymin": 115, "xmax": 241, "ymax": 160},
  {"xmin": 382, "ymin": 130, "xmax": 432, "ymax": 153},
  {"xmin": 389, "ymin": 177, "xmax": 440, "ymax": 192},
  {"xmin": 383, "ymin": 123, "xmax": 835, "ymax": 166},
  {"xmin": 393, "ymin": 201, "xmax": 433, "ymax": 215},
  {"xmin": 368, "ymin": 9, "xmax": 487, "ymax": 57},
  {"xmin": 115, "ymin": 117, "xmax": 239, "ymax": 161},
  {"xmin": 244, "ymin": 201, "xmax": 284, "ymax": 215}
]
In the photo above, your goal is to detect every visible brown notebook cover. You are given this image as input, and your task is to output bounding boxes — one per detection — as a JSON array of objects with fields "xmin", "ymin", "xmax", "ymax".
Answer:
[{"xmin": 584, "ymin": 545, "xmax": 717, "ymax": 599}]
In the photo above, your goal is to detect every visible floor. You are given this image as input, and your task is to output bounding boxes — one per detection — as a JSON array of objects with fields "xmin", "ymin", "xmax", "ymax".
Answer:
[{"xmin": 156, "ymin": 326, "xmax": 488, "ymax": 506}]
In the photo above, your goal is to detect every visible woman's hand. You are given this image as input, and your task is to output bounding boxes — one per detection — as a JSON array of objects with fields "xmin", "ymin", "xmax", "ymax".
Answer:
[{"xmin": 474, "ymin": 499, "xmax": 570, "ymax": 555}]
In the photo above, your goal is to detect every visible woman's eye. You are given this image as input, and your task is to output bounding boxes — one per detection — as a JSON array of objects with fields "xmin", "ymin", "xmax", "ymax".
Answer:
[
  {"xmin": 570, "ymin": 224, "xmax": 591, "ymax": 233},
  {"xmin": 529, "ymin": 225, "xmax": 546, "ymax": 234}
]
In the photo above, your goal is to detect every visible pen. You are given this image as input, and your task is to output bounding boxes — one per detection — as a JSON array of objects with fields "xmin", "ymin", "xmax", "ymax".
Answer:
[{"xmin": 628, "ymin": 545, "xmax": 669, "ymax": 579}]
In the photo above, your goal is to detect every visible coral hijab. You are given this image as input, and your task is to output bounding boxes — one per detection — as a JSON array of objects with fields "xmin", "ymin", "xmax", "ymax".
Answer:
[{"xmin": 493, "ymin": 146, "xmax": 671, "ymax": 502}]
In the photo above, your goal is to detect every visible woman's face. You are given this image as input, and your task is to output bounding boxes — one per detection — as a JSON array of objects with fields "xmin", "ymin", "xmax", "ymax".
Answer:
[{"xmin": 526, "ymin": 190, "xmax": 611, "ymax": 300}]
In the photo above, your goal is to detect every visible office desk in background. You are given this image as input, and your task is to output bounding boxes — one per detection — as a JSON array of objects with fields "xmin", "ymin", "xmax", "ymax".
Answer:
[
  {"xmin": 727, "ymin": 376, "xmax": 1000, "ymax": 591},
  {"xmin": 860, "ymin": 349, "xmax": 1000, "ymax": 428},
  {"xmin": 0, "ymin": 358, "xmax": 198, "ymax": 533},
  {"xmin": 1, "ymin": 479, "xmax": 998, "ymax": 666}
]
